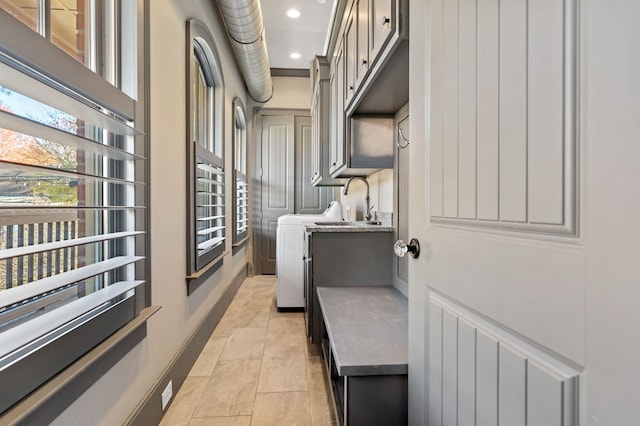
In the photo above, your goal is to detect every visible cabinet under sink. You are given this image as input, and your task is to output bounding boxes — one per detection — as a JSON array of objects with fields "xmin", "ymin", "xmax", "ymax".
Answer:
[{"xmin": 303, "ymin": 227, "xmax": 393, "ymax": 346}]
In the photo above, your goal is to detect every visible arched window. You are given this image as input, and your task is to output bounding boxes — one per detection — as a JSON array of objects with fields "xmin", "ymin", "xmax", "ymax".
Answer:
[
  {"xmin": 232, "ymin": 99, "xmax": 248, "ymax": 246},
  {"xmin": 187, "ymin": 20, "xmax": 225, "ymax": 281}
]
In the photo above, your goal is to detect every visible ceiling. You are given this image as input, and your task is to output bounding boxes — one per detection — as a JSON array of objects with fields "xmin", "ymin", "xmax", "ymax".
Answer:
[{"xmin": 260, "ymin": 0, "xmax": 337, "ymax": 71}]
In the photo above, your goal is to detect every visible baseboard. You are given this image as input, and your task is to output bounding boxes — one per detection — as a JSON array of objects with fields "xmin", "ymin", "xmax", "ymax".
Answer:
[{"xmin": 127, "ymin": 264, "xmax": 247, "ymax": 426}]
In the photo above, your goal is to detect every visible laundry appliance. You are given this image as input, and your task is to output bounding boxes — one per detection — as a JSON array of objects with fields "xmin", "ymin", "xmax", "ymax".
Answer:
[{"xmin": 276, "ymin": 201, "xmax": 342, "ymax": 309}]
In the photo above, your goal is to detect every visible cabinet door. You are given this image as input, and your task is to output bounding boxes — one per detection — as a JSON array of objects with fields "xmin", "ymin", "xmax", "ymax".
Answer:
[
  {"xmin": 356, "ymin": 0, "xmax": 370, "ymax": 87},
  {"xmin": 297, "ymin": 115, "xmax": 329, "ymax": 213},
  {"xmin": 344, "ymin": 4, "xmax": 357, "ymax": 105},
  {"xmin": 370, "ymin": 0, "xmax": 393, "ymax": 63},
  {"xmin": 330, "ymin": 40, "xmax": 346, "ymax": 174}
]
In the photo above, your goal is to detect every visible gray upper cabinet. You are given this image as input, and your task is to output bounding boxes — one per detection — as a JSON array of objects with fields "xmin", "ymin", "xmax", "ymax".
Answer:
[
  {"xmin": 311, "ymin": 55, "xmax": 348, "ymax": 186},
  {"xmin": 356, "ymin": 0, "xmax": 369, "ymax": 89},
  {"xmin": 310, "ymin": 59, "xmax": 326, "ymax": 185},
  {"xmin": 329, "ymin": 41, "xmax": 346, "ymax": 176},
  {"xmin": 369, "ymin": 0, "xmax": 394, "ymax": 64},
  {"xmin": 312, "ymin": 0, "xmax": 407, "ymax": 180},
  {"xmin": 344, "ymin": 4, "xmax": 357, "ymax": 107},
  {"xmin": 344, "ymin": 0, "xmax": 408, "ymax": 115}
]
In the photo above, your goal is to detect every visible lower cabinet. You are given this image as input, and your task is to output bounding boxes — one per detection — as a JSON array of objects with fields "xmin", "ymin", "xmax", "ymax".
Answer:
[
  {"xmin": 316, "ymin": 286, "xmax": 409, "ymax": 425},
  {"xmin": 304, "ymin": 230, "xmax": 393, "ymax": 344},
  {"xmin": 320, "ymin": 306, "xmax": 408, "ymax": 426}
]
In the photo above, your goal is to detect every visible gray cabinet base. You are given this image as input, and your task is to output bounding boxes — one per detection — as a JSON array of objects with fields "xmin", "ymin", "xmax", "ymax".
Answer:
[{"xmin": 345, "ymin": 375, "xmax": 408, "ymax": 426}]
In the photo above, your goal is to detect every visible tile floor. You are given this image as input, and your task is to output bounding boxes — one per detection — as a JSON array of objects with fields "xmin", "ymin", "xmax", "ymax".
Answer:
[{"xmin": 160, "ymin": 275, "xmax": 336, "ymax": 425}]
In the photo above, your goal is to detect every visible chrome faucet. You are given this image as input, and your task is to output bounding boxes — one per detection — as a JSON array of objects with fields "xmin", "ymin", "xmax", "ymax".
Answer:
[{"xmin": 342, "ymin": 176, "xmax": 372, "ymax": 222}]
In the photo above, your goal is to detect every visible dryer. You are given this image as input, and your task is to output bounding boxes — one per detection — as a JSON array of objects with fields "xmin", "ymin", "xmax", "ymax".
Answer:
[{"xmin": 276, "ymin": 201, "xmax": 342, "ymax": 309}]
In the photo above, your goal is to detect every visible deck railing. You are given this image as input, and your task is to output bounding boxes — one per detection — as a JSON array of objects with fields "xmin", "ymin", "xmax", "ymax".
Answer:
[{"xmin": 0, "ymin": 211, "xmax": 80, "ymax": 291}]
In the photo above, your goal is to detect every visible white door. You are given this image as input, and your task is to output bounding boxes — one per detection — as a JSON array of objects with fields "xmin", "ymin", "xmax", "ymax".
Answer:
[{"xmin": 407, "ymin": 0, "xmax": 640, "ymax": 425}]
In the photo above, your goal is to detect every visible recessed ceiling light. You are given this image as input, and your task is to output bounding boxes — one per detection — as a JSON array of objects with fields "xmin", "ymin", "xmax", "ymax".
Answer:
[
  {"xmin": 289, "ymin": 52, "xmax": 301, "ymax": 59},
  {"xmin": 286, "ymin": 9, "xmax": 301, "ymax": 18}
]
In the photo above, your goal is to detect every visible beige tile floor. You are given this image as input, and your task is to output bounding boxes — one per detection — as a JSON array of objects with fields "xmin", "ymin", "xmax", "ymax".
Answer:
[{"xmin": 160, "ymin": 275, "xmax": 336, "ymax": 426}]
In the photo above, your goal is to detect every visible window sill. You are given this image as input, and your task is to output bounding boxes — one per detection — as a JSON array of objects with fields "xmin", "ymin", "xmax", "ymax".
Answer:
[
  {"xmin": 186, "ymin": 251, "xmax": 228, "ymax": 295},
  {"xmin": 232, "ymin": 237, "xmax": 249, "ymax": 254},
  {"xmin": 2, "ymin": 305, "xmax": 160, "ymax": 425}
]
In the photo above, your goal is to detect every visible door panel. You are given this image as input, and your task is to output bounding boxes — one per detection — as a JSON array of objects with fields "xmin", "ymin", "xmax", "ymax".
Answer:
[
  {"xmin": 430, "ymin": 0, "xmax": 577, "ymax": 235},
  {"xmin": 457, "ymin": 319, "xmax": 476, "ymax": 425},
  {"xmin": 498, "ymin": 0, "xmax": 528, "ymax": 223},
  {"xmin": 476, "ymin": 0, "xmax": 500, "ymax": 222},
  {"xmin": 423, "ymin": 0, "xmax": 583, "ymax": 361},
  {"xmin": 426, "ymin": 294, "xmax": 579, "ymax": 426},
  {"xmin": 408, "ymin": 0, "xmax": 585, "ymax": 423},
  {"xmin": 476, "ymin": 331, "xmax": 499, "ymax": 426},
  {"xmin": 260, "ymin": 115, "xmax": 295, "ymax": 273},
  {"xmin": 410, "ymin": 0, "xmax": 640, "ymax": 422},
  {"xmin": 498, "ymin": 345, "xmax": 527, "ymax": 425}
]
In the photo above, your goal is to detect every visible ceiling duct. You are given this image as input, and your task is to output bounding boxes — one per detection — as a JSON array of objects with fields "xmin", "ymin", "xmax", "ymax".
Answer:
[{"xmin": 217, "ymin": 0, "xmax": 273, "ymax": 103}]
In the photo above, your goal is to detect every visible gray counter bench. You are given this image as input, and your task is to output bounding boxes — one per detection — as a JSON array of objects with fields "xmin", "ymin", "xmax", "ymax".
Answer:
[{"xmin": 316, "ymin": 286, "xmax": 408, "ymax": 425}]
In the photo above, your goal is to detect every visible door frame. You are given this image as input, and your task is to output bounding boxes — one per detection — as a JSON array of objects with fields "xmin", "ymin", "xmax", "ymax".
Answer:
[{"xmin": 393, "ymin": 102, "xmax": 410, "ymax": 296}]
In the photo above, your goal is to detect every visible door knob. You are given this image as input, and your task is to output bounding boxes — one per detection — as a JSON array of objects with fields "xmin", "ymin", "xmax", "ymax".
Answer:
[
  {"xmin": 394, "ymin": 239, "xmax": 420, "ymax": 258},
  {"xmin": 382, "ymin": 16, "xmax": 390, "ymax": 25}
]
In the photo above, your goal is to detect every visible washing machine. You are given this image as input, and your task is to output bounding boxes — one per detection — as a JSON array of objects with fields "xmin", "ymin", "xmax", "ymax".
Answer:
[{"xmin": 276, "ymin": 201, "xmax": 342, "ymax": 309}]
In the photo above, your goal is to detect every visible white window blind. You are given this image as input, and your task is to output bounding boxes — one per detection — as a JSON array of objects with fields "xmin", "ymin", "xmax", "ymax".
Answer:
[
  {"xmin": 232, "ymin": 100, "xmax": 247, "ymax": 245},
  {"xmin": 196, "ymin": 159, "xmax": 225, "ymax": 255},
  {"xmin": 0, "ymin": 47, "xmax": 145, "ymax": 412},
  {"xmin": 235, "ymin": 175, "xmax": 248, "ymax": 238}
]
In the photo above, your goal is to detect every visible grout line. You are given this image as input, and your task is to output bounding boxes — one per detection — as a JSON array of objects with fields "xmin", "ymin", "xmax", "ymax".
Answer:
[{"xmin": 167, "ymin": 276, "xmax": 334, "ymax": 424}]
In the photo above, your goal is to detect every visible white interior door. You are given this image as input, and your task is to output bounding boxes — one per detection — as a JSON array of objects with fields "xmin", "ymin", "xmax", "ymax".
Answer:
[{"xmin": 407, "ymin": 0, "xmax": 640, "ymax": 425}]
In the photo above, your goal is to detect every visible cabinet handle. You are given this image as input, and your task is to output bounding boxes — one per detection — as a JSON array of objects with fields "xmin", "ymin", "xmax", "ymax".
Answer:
[
  {"xmin": 332, "ymin": 162, "xmax": 337, "ymax": 166},
  {"xmin": 382, "ymin": 16, "xmax": 390, "ymax": 25},
  {"xmin": 348, "ymin": 85, "xmax": 354, "ymax": 91},
  {"xmin": 361, "ymin": 58, "xmax": 367, "ymax": 66}
]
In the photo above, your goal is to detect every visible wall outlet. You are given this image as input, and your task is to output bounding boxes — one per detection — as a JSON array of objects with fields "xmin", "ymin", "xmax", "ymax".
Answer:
[{"xmin": 161, "ymin": 380, "xmax": 173, "ymax": 411}]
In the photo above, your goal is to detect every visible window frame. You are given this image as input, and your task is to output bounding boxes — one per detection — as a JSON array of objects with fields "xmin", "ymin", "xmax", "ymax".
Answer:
[
  {"xmin": 0, "ymin": 0, "xmax": 149, "ymax": 418},
  {"xmin": 186, "ymin": 19, "xmax": 226, "ymax": 279},
  {"xmin": 232, "ymin": 98, "xmax": 248, "ymax": 247}
]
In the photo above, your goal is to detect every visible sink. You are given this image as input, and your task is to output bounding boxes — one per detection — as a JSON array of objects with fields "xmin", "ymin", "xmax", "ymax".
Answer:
[{"xmin": 314, "ymin": 221, "xmax": 357, "ymax": 226}]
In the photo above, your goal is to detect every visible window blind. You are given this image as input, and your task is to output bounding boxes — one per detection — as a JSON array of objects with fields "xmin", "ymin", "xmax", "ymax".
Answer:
[
  {"xmin": 195, "ymin": 158, "xmax": 225, "ymax": 258},
  {"xmin": 0, "ymin": 50, "xmax": 145, "ymax": 412}
]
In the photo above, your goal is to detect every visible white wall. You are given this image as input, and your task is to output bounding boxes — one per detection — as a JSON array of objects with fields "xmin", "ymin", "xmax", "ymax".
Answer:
[
  {"xmin": 340, "ymin": 169, "xmax": 394, "ymax": 221},
  {"xmin": 53, "ymin": 2, "xmax": 251, "ymax": 424},
  {"xmin": 262, "ymin": 76, "xmax": 311, "ymax": 110}
]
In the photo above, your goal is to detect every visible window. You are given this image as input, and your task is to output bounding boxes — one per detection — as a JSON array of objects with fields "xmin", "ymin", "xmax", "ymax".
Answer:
[
  {"xmin": 232, "ymin": 99, "xmax": 248, "ymax": 246},
  {"xmin": 0, "ymin": 0, "xmax": 104, "ymax": 72},
  {"xmin": 0, "ymin": 2, "xmax": 146, "ymax": 415},
  {"xmin": 187, "ymin": 19, "xmax": 225, "ymax": 277}
]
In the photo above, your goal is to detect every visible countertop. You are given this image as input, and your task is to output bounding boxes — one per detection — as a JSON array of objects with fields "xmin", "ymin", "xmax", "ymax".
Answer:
[
  {"xmin": 304, "ymin": 221, "xmax": 394, "ymax": 233},
  {"xmin": 316, "ymin": 286, "xmax": 408, "ymax": 376}
]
